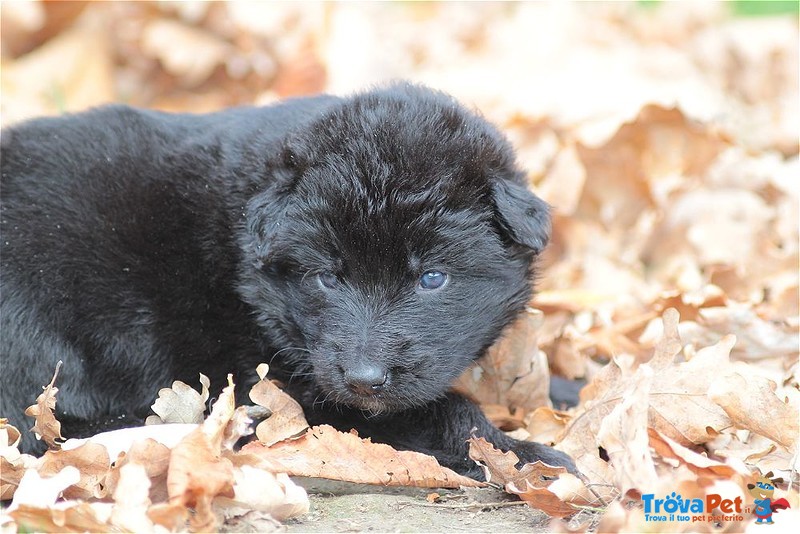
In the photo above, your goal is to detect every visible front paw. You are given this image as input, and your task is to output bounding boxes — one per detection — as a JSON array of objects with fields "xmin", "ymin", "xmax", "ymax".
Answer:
[{"xmin": 511, "ymin": 439, "xmax": 579, "ymax": 476}]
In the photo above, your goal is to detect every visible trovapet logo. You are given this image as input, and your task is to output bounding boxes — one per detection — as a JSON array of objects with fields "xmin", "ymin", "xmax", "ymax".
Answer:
[
  {"xmin": 642, "ymin": 471, "xmax": 791, "ymax": 526},
  {"xmin": 642, "ymin": 492, "xmax": 746, "ymax": 524}
]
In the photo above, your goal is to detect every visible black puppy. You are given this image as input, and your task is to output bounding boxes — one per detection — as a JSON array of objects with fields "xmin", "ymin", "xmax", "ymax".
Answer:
[{"xmin": 0, "ymin": 83, "xmax": 575, "ymax": 478}]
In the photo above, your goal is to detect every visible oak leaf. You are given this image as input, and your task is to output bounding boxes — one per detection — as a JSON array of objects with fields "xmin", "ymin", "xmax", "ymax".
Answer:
[
  {"xmin": 147, "ymin": 374, "xmax": 210, "ymax": 425},
  {"xmin": 37, "ymin": 442, "xmax": 110, "ymax": 500},
  {"xmin": 467, "ymin": 436, "xmax": 591, "ymax": 517},
  {"xmin": 249, "ymin": 363, "xmax": 309, "ymax": 446},
  {"xmin": 243, "ymin": 425, "xmax": 482, "ymax": 488},
  {"xmin": 23, "ymin": 362, "xmax": 64, "ymax": 450}
]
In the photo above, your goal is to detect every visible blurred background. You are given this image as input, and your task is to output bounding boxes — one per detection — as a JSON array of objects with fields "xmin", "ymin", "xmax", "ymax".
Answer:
[{"xmin": 2, "ymin": 0, "xmax": 798, "ymax": 397}]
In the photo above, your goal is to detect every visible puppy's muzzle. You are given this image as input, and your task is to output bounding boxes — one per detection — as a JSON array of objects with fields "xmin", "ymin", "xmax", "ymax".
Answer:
[{"xmin": 344, "ymin": 363, "xmax": 388, "ymax": 396}]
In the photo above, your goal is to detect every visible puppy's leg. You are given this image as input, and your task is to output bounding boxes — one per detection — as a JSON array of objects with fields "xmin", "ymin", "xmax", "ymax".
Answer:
[{"xmin": 299, "ymin": 390, "xmax": 577, "ymax": 480}]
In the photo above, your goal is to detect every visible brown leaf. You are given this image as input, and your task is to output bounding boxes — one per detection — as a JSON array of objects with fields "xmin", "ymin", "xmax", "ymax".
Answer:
[
  {"xmin": 455, "ymin": 309, "xmax": 551, "ymax": 412},
  {"xmin": 1, "ymin": 26, "xmax": 114, "ymax": 126},
  {"xmin": 148, "ymin": 374, "xmax": 210, "ymax": 425},
  {"xmin": 62, "ymin": 423, "xmax": 195, "ymax": 460},
  {"xmin": 708, "ymin": 371, "xmax": 799, "ymax": 452},
  {"xmin": 140, "ymin": 19, "xmax": 231, "ymax": 87},
  {"xmin": 9, "ymin": 466, "xmax": 81, "ymax": 510},
  {"xmin": 166, "ymin": 376, "xmax": 238, "ymax": 531},
  {"xmin": 467, "ymin": 437, "xmax": 586, "ymax": 517},
  {"xmin": 109, "ymin": 463, "xmax": 153, "ymax": 532},
  {"xmin": 23, "ymin": 362, "xmax": 64, "ymax": 450},
  {"xmin": 566, "ymin": 310, "xmax": 732, "ymax": 457},
  {"xmin": 648, "ymin": 428, "xmax": 749, "ymax": 479},
  {"xmin": 147, "ymin": 502, "xmax": 190, "ymax": 532},
  {"xmin": 105, "ymin": 438, "xmax": 172, "ymax": 504},
  {"xmin": 8, "ymin": 503, "xmax": 117, "ymax": 533},
  {"xmin": 1, "ymin": 421, "xmax": 38, "ymax": 500},
  {"xmin": 37, "ymin": 442, "xmax": 111, "ymax": 500},
  {"xmin": 526, "ymin": 407, "xmax": 572, "ymax": 445},
  {"xmin": 215, "ymin": 453, "xmax": 310, "ymax": 522},
  {"xmin": 249, "ymin": 363, "xmax": 309, "ymax": 446},
  {"xmin": 596, "ymin": 364, "xmax": 659, "ymax": 496},
  {"xmin": 243, "ymin": 425, "xmax": 482, "ymax": 488}
]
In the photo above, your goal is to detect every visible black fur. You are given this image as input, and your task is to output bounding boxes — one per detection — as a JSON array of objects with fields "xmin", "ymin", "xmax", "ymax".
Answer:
[{"xmin": 0, "ymin": 83, "xmax": 575, "ymax": 479}]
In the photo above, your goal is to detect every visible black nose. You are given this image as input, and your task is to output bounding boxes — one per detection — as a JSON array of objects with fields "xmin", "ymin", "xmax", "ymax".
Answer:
[{"xmin": 344, "ymin": 364, "xmax": 388, "ymax": 396}]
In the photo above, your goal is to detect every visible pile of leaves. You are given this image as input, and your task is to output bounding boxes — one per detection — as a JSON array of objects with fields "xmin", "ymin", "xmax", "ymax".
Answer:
[
  {"xmin": 2, "ymin": 365, "xmax": 489, "ymax": 531},
  {"xmin": 1, "ymin": 1, "xmax": 798, "ymax": 532}
]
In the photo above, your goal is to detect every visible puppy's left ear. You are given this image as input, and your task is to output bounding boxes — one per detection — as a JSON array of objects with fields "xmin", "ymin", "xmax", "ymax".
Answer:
[{"xmin": 491, "ymin": 179, "xmax": 551, "ymax": 254}]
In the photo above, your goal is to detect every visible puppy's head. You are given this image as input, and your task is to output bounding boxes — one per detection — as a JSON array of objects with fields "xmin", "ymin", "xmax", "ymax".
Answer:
[{"xmin": 240, "ymin": 84, "xmax": 550, "ymax": 413}]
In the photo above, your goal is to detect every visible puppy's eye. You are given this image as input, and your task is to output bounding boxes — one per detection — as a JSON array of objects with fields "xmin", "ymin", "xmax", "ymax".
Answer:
[
  {"xmin": 418, "ymin": 270, "xmax": 448, "ymax": 290},
  {"xmin": 317, "ymin": 271, "xmax": 339, "ymax": 289}
]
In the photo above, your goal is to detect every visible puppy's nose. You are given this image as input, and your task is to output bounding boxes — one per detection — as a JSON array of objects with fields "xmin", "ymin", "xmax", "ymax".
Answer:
[{"xmin": 344, "ymin": 364, "xmax": 388, "ymax": 396}]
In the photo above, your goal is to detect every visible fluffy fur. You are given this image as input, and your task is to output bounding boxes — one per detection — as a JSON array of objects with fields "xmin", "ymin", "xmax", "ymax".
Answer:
[{"xmin": 0, "ymin": 83, "xmax": 575, "ymax": 478}]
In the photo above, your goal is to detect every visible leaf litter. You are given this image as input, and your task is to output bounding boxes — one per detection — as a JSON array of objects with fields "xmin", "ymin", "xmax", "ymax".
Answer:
[{"xmin": 1, "ymin": 1, "xmax": 798, "ymax": 532}]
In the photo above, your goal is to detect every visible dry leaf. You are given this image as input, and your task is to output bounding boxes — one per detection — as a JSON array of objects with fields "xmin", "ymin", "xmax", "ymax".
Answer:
[
  {"xmin": 468, "ymin": 436, "xmax": 589, "ymax": 517},
  {"xmin": 596, "ymin": 364, "xmax": 659, "ymax": 496},
  {"xmin": 109, "ymin": 463, "xmax": 153, "ymax": 532},
  {"xmin": 62, "ymin": 423, "xmax": 196, "ymax": 460},
  {"xmin": 1, "ymin": 26, "xmax": 114, "ymax": 126},
  {"xmin": 249, "ymin": 363, "xmax": 309, "ymax": 446},
  {"xmin": 37, "ymin": 442, "xmax": 110, "ymax": 500},
  {"xmin": 104, "ymin": 438, "xmax": 172, "ymax": 504},
  {"xmin": 1, "ymin": 421, "xmax": 39, "ymax": 500},
  {"xmin": 526, "ymin": 407, "xmax": 572, "ymax": 445},
  {"xmin": 8, "ymin": 502, "xmax": 116, "ymax": 533},
  {"xmin": 140, "ymin": 19, "xmax": 231, "ymax": 86},
  {"xmin": 215, "ymin": 454, "xmax": 309, "ymax": 522},
  {"xmin": 23, "ymin": 362, "xmax": 64, "ymax": 450},
  {"xmin": 708, "ymin": 371, "xmax": 799, "ymax": 452},
  {"xmin": 243, "ymin": 425, "xmax": 482, "ymax": 488},
  {"xmin": 648, "ymin": 428, "xmax": 749, "ymax": 479},
  {"xmin": 166, "ymin": 376, "xmax": 237, "ymax": 531},
  {"xmin": 455, "ymin": 309, "xmax": 551, "ymax": 412},
  {"xmin": 9, "ymin": 466, "xmax": 81, "ymax": 511},
  {"xmin": 148, "ymin": 374, "xmax": 210, "ymax": 425}
]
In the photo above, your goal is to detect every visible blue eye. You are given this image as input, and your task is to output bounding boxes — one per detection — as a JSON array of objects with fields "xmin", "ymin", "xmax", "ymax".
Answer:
[
  {"xmin": 418, "ymin": 270, "xmax": 448, "ymax": 290},
  {"xmin": 318, "ymin": 271, "xmax": 339, "ymax": 289}
]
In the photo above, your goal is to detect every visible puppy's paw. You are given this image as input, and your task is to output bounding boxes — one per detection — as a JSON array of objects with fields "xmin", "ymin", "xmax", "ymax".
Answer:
[{"xmin": 511, "ymin": 440, "xmax": 579, "ymax": 476}]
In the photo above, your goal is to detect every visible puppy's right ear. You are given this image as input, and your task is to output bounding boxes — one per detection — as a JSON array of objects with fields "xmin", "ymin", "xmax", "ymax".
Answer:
[
  {"xmin": 490, "ymin": 179, "xmax": 551, "ymax": 254},
  {"xmin": 245, "ymin": 147, "xmax": 304, "ymax": 265}
]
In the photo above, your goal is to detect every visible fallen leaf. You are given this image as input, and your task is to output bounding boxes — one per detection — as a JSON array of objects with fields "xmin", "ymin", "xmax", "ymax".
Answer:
[
  {"xmin": 526, "ymin": 407, "xmax": 572, "ymax": 445},
  {"xmin": 148, "ymin": 374, "xmax": 210, "ymax": 425},
  {"xmin": 250, "ymin": 363, "xmax": 309, "ymax": 446},
  {"xmin": 23, "ymin": 362, "xmax": 64, "ymax": 450},
  {"xmin": 109, "ymin": 463, "xmax": 153, "ymax": 532},
  {"xmin": 104, "ymin": 438, "xmax": 172, "ymax": 504},
  {"xmin": 215, "ymin": 454, "xmax": 309, "ymax": 522},
  {"xmin": 708, "ymin": 371, "xmax": 799, "ymax": 452},
  {"xmin": 166, "ymin": 376, "xmax": 237, "ymax": 531},
  {"xmin": 1, "ymin": 421, "xmax": 38, "ymax": 500},
  {"xmin": 468, "ymin": 436, "xmax": 589, "ymax": 517},
  {"xmin": 648, "ymin": 428, "xmax": 749, "ymax": 479},
  {"xmin": 37, "ymin": 442, "xmax": 110, "ymax": 500},
  {"xmin": 140, "ymin": 19, "xmax": 231, "ymax": 87},
  {"xmin": 455, "ymin": 309, "xmax": 551, "ymax": 412},
  {"xmin": 8, "ymin": 503, "xmax": 116, "ymax": 533},
  {"xmin": 244, "ymin": 425, "xmax": 482, "ymax": 488},
  {"xmin": 1, "ymin": 26, "xmax": 114, "ymax": 126},
  {"xmin": 596, "ymin": 364, "xmax": 659, "ymax": 496},
  {"xmin": 9, "ymin": 466, "xmax": 81, "ymax": 511}
]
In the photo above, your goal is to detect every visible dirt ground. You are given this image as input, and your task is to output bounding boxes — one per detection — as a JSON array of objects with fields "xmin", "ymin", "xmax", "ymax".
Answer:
[{"xmin": 222, "ymin": 478, "xmax": 598, "ymax": 533}]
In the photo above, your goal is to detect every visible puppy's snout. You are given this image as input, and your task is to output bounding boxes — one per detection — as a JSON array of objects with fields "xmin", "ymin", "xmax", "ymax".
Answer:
[{"xmin": 344, "ymin": 363, "xmax": 388, "ymax": 396}]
